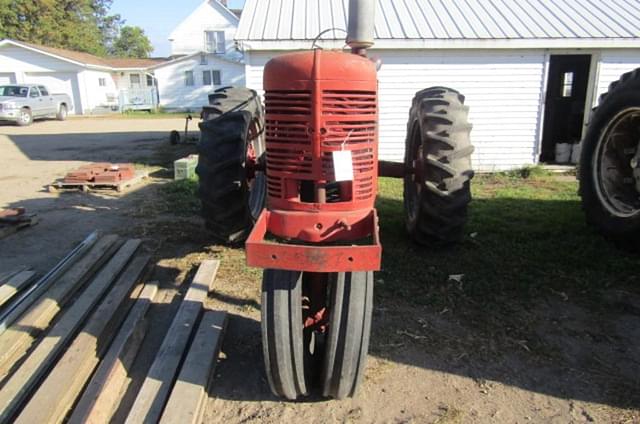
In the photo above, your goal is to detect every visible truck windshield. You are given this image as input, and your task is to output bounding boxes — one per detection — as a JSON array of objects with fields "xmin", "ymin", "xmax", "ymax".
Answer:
[{"xmin": 0, "ymin": 86, "xmax": 29, "ymax": 97}]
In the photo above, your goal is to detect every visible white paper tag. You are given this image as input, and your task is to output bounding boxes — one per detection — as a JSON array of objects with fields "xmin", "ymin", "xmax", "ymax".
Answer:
[{"xmin": 332, "ymin": 150, "xmax": 354, "ymax": 182}]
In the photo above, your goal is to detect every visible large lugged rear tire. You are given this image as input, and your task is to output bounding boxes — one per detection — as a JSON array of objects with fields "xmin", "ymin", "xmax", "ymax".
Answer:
[
  {"xmin": 579, "ymin": 68, "xmax": 640, "ymax": 249},
  {"xmin": 196, "ymin": 86, "xmax": 266, "ymax": 244},
  {"xmin": 404, "ymin": 87, "xmax": 474, "ymax": 244}
]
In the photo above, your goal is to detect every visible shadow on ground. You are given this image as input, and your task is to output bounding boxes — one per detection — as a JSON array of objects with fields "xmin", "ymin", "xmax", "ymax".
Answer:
[{"xmin": 1, "ymin": 126, "xmax": 639, "ymax": 414}]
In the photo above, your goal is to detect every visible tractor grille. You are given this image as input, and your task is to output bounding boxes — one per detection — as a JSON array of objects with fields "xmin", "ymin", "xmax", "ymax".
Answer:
[
  {"xmin": 322, "ymin": 90, "xmax": 377, "ymax": 201},
  {"xmin": 265, "ymin": 89, "xmax": 377, "ymax": 203},
  {"xmin": 265, "ymin": 90, "xmax": 312, "ymax": 199}
]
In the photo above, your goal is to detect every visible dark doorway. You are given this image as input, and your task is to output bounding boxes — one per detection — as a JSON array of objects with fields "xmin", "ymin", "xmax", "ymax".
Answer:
[{"xmin": 540, "ymin": 55, "xmax": 592, "ymax": 163}]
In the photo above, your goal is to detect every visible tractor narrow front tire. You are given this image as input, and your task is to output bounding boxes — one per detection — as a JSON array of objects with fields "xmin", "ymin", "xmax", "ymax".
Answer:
[
  {"xmin": 404, "ymin": 87, "xmax": 474, "ymax": 244},
  {"xmin": 261, "ymin": 269, "xmax": 308, "ymax": 400},
  {"xmin": 579, "ymin": 68, "xmax": 640, "ymax": 249},
  {"xmin": 196, "ymin": 86, "xmax": 265, "ymax": 244},
  {"xmin": 321, "ymin": 271, "xmax": 374, "ymax": 399}
]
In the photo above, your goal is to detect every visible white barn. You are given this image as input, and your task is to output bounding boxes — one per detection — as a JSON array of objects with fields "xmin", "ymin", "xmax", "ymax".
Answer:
[
  {"xmin": 235, "ymin": 0, "xmax": 640, "ymax": 171},
  {"xmin": 152, "ymin": 0, "xmax": 246, "ymax": 110},
  {"xmin": 0, "ymin": 39, "xmax": 163, "ymax": 114}
]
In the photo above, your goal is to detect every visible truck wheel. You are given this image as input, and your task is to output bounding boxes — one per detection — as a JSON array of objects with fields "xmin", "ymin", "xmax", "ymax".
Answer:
[
  {"xmin": 56, "ymin": 104, "xmax": 67, "ymax": 121},
  {"xmin": 579, "ymin": 68, "xmax": 640, "ymax": 249},
  {"xmin": 404, "ymin": 87, "xmax": 474, "ymax": 244},
  {"xmin": 196, "ymin": 86, "xmax": 265, "ymax": 244},
  {"xmin": 17, "ymin": 108, "xmax": 32, "ymax": 127},
  {"xmin": 261, "ymin": 269, "xmax": 309, "ymax": 400},
  {"xmin": 321, "ymin": 271, "xmax": 373, "ymax": 399}
]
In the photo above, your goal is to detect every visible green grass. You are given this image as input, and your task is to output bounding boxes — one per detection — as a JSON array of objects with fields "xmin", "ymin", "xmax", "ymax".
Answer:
[
  {"xmin": 376, "ymin": 174, "xmax": 640, "ymax": 310},
  {"xmin": 159, "ymin": 177, "xmax": 200, "ymax": 216}
]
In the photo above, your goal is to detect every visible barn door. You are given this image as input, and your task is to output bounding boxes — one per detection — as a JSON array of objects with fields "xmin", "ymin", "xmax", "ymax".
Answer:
[{"xmin": 540, "ymin": 55, "xmax": 592, "ymax": 163}]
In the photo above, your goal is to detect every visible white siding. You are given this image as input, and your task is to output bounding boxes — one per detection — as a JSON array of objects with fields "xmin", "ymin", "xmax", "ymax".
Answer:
[
  {"xmin": 595, "ymin": 50, "xmax": 640, "ymax": 101},
  {"xmin": 79, "ymin": 70, "xmax": 119, "ymax": 112},
  {"xmin": 0, "ymin": 73, "xmax": 16, "ymax": 84},
  {"xmin": 245, "ymin": 49, "xmax": 546, "ymax": 171},
  {"xmin": 169, "ymin": 1, "xmax": 240, "ymax": 59},
  {"xmin": 155, "ymin": 54, "xmax": 245, "ymax": 110}
]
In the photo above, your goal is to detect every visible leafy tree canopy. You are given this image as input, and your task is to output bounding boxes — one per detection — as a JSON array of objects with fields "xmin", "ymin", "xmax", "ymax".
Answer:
[
  {"xmin": 0, "ymin": 0, "xmax": 153, "ymax": 58},
  {"xmin": 111, "ymin": 26, "xmax": 153, "ymax": 58}
]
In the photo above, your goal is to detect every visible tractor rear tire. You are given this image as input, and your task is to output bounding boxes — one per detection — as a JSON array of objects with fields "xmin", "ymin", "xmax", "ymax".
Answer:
[
  {"xmin": 579, "ymin": 68, "xmax": 640, "ymax": 249},
  {"xmin": 196, "ymin": 86, "xmax": 265, "ymax": 244},
  {"xmin": 321, "ymin": 271, "xmax": 373, "ymax": 399},
  {"xmin": 261, "ymin": 269, "xmax": 309, "ymax": 400},
  {"xmin": 404, "ymin": 87, "xmax": 474, "ymax": 244}
]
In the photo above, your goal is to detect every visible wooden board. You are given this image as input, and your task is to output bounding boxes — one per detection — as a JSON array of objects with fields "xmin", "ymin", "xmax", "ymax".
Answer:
[
  {"xmin": 0, "ymin": 240, "xmax": 141, "ymax": 422},
  {"xmin": 68, "ymin": 282, "xmax": 158, "ymax": 424},
  {"xmin": 48, "ymin": 170, "xmax": 149, "ymax": 193},
  {"xmin": 0, "ymin": 235, "xmax": 119, "ymax": 374},
  {"xmin": 160, "ymin": 311, "xmax": 228, "ymax": 424},
  {"xmin": 15, "ymin": 255, "xmax": 150, "ymax": 424},
  {"xmin": 125, "ymin": 260, "xmax": 220, "ymax": 424},
  {"xmin": 0, "ymin": 271, "xmax": 36, "ymax": 308}
]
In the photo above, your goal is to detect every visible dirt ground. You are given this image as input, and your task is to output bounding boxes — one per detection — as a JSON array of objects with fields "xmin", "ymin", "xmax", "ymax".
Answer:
[{"xmin": 0, "ymin": 118, "xmax": 638, "ymax": 424}]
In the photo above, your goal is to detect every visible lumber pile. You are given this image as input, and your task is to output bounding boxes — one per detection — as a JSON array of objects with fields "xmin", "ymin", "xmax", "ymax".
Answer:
[
  {"xmin": 0, "ymin": 208, "xmax": 38, "ymax": 240},
  {"xmin": 0, "ymin": 234, "xmax": 227, "ymax": 424}
]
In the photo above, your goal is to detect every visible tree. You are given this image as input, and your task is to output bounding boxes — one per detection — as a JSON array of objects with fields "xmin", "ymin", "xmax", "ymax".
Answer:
[
  {"xmin": 0, "ymin": 0, "xmax": 150, "ymax": 57},
  {"xmin": 111, "ymin": 26, "xmax": 153, "ymax": 58}
]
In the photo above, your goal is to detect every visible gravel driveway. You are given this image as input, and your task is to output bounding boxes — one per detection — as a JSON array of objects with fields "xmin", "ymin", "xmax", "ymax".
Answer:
[{"xmin": 0, "ymin": 117, "xmax": 190, "ymax": 271}]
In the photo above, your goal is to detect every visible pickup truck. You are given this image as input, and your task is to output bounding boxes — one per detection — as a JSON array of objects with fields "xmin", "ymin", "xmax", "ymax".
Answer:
[{"xmin": 0, "ymin": 84, "xmax": 73, "ymax": 126}]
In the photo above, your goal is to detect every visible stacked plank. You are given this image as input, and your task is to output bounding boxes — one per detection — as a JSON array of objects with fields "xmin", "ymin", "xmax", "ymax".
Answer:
[{"xmin": 0, "ymin": 233, "xmax": 227, "ymax": 424}]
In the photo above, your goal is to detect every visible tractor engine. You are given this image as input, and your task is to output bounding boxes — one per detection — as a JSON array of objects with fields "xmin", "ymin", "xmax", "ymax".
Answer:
[{"xmin": 246, "ymin": 50, "xmax": 382, "ymax": 272}]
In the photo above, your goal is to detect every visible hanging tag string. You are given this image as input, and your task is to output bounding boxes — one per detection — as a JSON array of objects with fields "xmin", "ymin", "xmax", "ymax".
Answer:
[{"xmin": 342, "ymin": 129, "xmax": 354, "ymax": 151}]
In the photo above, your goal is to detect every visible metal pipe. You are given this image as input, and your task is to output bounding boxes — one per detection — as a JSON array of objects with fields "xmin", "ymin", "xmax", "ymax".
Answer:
[{"xmin": 347, "ymin": 0, "xmax": 375, "ymax": 52}]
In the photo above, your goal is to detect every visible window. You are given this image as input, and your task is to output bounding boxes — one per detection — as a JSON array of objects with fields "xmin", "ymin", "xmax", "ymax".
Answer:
[
  {"xmin": 203, "ymin": 70, "xmax": 212, "ymax": 86},
  {"xmin": 130, "ymin": 74, "xmax": 141, "ymax": 87},
  {"xmin": 204, "ymin": 30, "xmax": 225, "ymax": 54},
  {"xmin": 98, "ymin": 78, "xmax": 106, "ymax": 87},
  {"xmin": 203, "ymin": 70, "xmax": 222, "ymax": 86},
  {"xmin": 212, "ymin": 70, "xmax": 221, "ymax": 85},
  {"xmin": 185, "ymin": 71, "xmax": 194, "ymax": 86},
  {"xmin": 200, "ymin": 54, "xmax": 207, "ymax": 65},
  {"xmin": 29, "ymin": 87, "xmax": 39, "ymax": 98},
  {"xmin": 146, "ymin": 75, "xmax": 154, "ymax": 87},
  {"xmin": 38, "ymin": 85, "xmax": 49, "ymax": 96},
  {"xmin": 562, "ymin": 72, "xmax": 574, "ymax": 97}
]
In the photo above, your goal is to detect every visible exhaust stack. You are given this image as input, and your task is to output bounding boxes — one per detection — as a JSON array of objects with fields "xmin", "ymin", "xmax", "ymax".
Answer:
[{"xmin": 347, "ymin": 0, "xmax": 375, "ymax": 53}]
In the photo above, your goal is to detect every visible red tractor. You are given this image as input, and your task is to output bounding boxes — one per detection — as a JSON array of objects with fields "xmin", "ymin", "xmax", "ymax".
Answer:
[{"xmin": 196, "ymin": 0, "xmax": 474, "ymax": 399}]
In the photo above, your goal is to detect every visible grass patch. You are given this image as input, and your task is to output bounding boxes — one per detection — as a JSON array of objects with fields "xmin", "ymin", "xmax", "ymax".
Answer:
[
  {"xmin": 376, "ymin": 175, "xmax": 639, "ymax": 309},
  {"xmin": 159, "ymin": 177, "xmax": 200, "ymax": 215}
]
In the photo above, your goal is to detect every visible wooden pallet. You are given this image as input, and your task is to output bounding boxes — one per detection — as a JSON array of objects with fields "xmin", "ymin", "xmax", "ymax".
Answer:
[{"xmin": 48, "ymin": 170, "xmax": 149, "ymax": 193}]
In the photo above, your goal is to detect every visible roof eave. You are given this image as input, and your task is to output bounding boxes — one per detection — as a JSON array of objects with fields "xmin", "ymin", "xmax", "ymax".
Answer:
[{"xmin": 237, "ymin": 38, "xmax": 640, "ymax": 51}]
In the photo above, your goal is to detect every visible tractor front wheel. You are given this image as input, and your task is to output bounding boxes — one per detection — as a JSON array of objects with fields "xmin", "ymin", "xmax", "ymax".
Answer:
[
  {"xmin": 261, "ymin": 270, "xmax": 373, "ymax": 400},
  {"xmin": 404, "ymin": 87, "xmax": 474, "ymax": 244}
]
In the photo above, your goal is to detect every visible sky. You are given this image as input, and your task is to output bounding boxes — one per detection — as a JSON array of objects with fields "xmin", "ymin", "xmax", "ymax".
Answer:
[{"xmin": 110, "ymin": 0, "xmax": 246, "ymax": 57}]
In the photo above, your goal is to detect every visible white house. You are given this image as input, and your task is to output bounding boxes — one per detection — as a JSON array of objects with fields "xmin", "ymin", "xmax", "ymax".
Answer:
[
  {"xmin": 0, "ymin": 39, "xmax": 164, "ymax": 114},
  {"xmin": 235, "ymin": 0, "xmax": 640, "ymax": 171},
  {"xmin": 152, "ymin": 0, "xmax": 246, "ymax": 110}
]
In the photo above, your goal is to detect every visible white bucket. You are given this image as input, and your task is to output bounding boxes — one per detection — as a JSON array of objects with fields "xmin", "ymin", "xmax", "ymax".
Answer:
[
  {"xmin": 571, "ymin": 142, "xmax": 582, "ymax": 164},
  {"xmin": 555, "ymin": 143, "xmax": 572, "ymax": 163}
]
